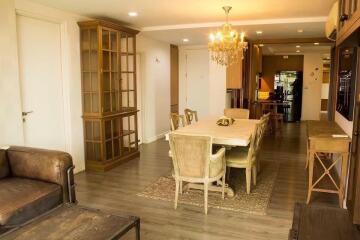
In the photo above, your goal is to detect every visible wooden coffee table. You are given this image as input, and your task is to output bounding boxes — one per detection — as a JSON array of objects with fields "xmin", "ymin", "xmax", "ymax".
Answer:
[{"xmin": 0, "ymin": 204, "xmax": 140, "ymax": 240}]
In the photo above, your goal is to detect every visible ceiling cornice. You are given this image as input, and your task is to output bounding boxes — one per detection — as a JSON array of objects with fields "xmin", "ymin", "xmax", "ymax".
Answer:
[{"xmin": 141, "ymin": 16, "xmax": 327, "ymax": 31}]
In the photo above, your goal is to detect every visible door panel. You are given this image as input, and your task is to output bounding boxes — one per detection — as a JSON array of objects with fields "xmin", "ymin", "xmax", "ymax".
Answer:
[
  {"xmin": 185, "ymin": 49, "xmax": 209, "ymax": 118},
  {"xmin": 17, "ymin": 15, "xmax": 66, "ymax": 151}
]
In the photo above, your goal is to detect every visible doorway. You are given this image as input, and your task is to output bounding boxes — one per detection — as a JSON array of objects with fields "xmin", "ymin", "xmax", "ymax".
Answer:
[
  {"xmin": 17, "ymin": 15, "xmax": 66, "ymax": 151},
  {"xmin": 184, "ymin": 48, "xmax": 209, "ymax": 118}
]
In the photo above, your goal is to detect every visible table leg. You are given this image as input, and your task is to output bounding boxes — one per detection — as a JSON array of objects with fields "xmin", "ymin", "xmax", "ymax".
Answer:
[
  {"xmin": 307, "ymin": 150, "xmax": 315, "ymax": 204},
  {"xmin": 339, "ymin": 152, "xmax": 349, "ymax": 208},
  {"xmin": 136, "ymin": 218, "xmax": 140, "ymax": 240}
]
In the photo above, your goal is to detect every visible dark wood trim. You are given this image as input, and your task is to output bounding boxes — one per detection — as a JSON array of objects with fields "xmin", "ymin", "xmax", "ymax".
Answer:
[
  {"xmin": 337, "ymin": 9, "xmax": 360, "ymax": 46},
  {"xmin": 252, "ymin": 38, "xmax": 333, "ymax": 45}
]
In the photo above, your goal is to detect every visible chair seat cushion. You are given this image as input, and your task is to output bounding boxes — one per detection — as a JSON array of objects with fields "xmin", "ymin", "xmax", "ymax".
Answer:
[
  {"xmin": 0, "ymin": 178, "xmax": 62, "ymax": 226},
  {"xmin": 226, "ymin": 147, "xmax": 249, "ymax": 166}
]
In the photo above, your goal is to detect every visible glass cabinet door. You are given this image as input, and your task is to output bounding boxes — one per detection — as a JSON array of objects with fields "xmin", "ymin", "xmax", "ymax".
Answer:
[
  {"xmin": 121, "ymin": 113, "xmax": 137, "ymax": 155},
  {"xmin": 84, "ymin": 119, "xmax": 102, "ymax": 162},
  {"xmin": 104, "ymin": 117, "xmax": 122, "ymax": 161},
  {"xmin": 81, "ymin": 28, "xmax": 100, "ymax": 115},
  {"xmin": 101, "ymin": 28, "xmax": 121, "ymax": 114},
  {"xmin": 120, "ymin": 33, "xmax": 136, "ymax": 111}
]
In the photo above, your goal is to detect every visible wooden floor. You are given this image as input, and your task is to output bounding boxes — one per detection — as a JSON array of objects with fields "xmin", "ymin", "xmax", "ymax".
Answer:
[{"xmin": 75, "ymin": 123, "xmax": 339, "ymax": 239}]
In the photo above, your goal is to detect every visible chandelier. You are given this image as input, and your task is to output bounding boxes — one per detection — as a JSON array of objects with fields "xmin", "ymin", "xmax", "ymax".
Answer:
[{"xmin": 208, "ymin": 6, "xmax": 248, "ymax": 66}]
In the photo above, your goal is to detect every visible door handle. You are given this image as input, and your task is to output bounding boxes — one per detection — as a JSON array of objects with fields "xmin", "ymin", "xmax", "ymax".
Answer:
[{"xmin": 22, "ymin": 111, "xmax": 33, "ymax": 116}]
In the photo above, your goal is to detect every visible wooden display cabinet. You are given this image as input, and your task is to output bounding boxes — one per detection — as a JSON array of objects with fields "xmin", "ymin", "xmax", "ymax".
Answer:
[{"xmin": 79, "ymin": 20, "xmax": 139, "ymax": 171}]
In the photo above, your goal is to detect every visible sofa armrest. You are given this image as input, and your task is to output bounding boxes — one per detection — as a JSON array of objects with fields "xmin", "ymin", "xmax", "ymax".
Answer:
[{"xmin": 6, "ymin": 146, "xmax": 76, "ymax": 203}]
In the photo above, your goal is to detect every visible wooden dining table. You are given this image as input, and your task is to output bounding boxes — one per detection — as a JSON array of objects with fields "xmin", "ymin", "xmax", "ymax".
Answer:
[{"xmin": 166, "ymin": 117, "xmax": 260, "ymax": 197}]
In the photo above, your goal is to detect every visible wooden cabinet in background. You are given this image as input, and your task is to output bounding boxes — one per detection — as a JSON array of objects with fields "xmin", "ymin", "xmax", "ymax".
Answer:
[
  {"xmin": 226, "ymin": 58, "xmax": 243, "ymax": 89},
  {"xmin": 78, "ymin": 20, "xmax": 140, "ymax": 172}
]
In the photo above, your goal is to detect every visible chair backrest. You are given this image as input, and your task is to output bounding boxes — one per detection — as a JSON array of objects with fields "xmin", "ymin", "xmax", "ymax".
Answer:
[
  {"xmin": 169, "ymin": 133, "xmax": 211, "ymax": 179},
  {"xmin": 258, "ymin": 113, "xmax": 270, "ymax": 144},
  {"xmin": 224, "ymin": 108, "xmax": 250, "ymax": 119},
  {"xmin": 184, "ymin": 108, "xmax": 198, "ymax": 125},
  {"xmin": 247, "ymin": 123, "xmax": 263, "ymax": 164},
  {"xmin": 170, "ymin": 113, "xmax": 186, "ymax": 131}
]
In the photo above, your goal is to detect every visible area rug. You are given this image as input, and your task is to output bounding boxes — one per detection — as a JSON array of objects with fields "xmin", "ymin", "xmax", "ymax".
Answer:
[{"xmin": 137, "ymin": 161, "xmax": 279, "ymax": 215}]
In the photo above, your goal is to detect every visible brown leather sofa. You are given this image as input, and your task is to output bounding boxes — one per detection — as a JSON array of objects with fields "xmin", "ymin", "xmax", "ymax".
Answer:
[{"xmin": 0, "ymin": 146, "xmax": 76, "ymax": 227}]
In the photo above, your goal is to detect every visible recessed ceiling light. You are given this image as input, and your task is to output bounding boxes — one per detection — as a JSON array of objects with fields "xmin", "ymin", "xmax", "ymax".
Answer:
[
  {"xmin": 296, "ymin": 50, "xmax": 301, "ymax": 53},
  {"xmin": 183, "ymin": 38, "xmax": 189, "ymax": 43},
  {"xmin": 297, "ymin": 29, "xmax": 304, "ymax": 33},
  {"xmin": 296, "ymin": 45, "xmax": 301, "ymax": 48},
  {"xmin": 259, "ymin": 44, "xmax": 264, "ymax": 47},
  {"xmin": 314, "ymin": 42, "xmax": 320, "ymax": 45},
  {"xmin": 128, "ymin": 12, "xmax": 138, "ymax": 17},
  {"xmin": 256, "ymin": 31, "xmax": 263, "ymax": 35}
]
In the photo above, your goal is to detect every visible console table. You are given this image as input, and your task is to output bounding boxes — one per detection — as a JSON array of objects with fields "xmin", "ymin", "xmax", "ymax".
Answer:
[
  {"xmin": 306, "ymin": 121, "xmax": 351, "ymax": 207},
  {"xmin": 0, "ymin": 204, "xmax": 140, "ymax": 240}
]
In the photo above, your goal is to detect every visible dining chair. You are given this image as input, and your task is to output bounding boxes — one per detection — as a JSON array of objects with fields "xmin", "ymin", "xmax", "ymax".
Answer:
[
  {"xmin": 168, "ymin": 133, "xmax": 226, "ymax": 214},
  {"xmin": 225, "ymin": 122, "xmax": 263, "ymax": 194},
  {"xmin": 170, "ymin": 113, "xmax": 186, "ymax": 131},
  {"xmin": 256, "ymin": 113, "xmax": 270, "ymax": 172},
  {"xmin": 224, "ymin": 108, "xmax": 250, "ymax": 119},
  {"xmin": 184, "ymin": 108, "xmax": 198, "ymax": 125}
]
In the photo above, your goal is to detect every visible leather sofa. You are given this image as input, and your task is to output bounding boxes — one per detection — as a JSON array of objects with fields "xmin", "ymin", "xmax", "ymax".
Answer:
[{"xmin": 0, "ymin": 146, "xmax": 76, "ymax": 227}]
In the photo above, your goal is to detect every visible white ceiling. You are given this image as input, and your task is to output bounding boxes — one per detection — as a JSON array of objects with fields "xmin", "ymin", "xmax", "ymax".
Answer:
[
  {"xmin": 140, "ymin": 21, "xmax": 327, "ymax": 46},
  {"xmin": 261, "ymin": 43, "xmax": 332, "ymax": 56},
  {"xmin": 29, "ymin": 0, "xmax": 337, "ymax": 45}
]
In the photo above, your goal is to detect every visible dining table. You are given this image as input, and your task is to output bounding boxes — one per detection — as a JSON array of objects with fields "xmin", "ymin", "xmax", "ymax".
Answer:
[{"xmin": 166, "ymin": 117, "xmax": 260, "ymax": 197}]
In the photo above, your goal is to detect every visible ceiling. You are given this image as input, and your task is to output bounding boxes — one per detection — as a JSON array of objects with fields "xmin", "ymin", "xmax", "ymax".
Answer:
[
  {"xmin": 29, "ymin": 0, "xmax": 337, "ymax": 45},
  {"xmin": 261, "ymin": 43, "xmax": 332, "ymax": 57}
]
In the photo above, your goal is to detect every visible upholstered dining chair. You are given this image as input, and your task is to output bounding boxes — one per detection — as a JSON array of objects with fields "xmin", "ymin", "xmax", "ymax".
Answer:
[
  {"xmin": 256, "ymin": 113, "xmax": 270, "ymax": 173},
  {"xmin": 225, "ymin": 121, "xmax": 263, "ymax": 194},
  {"xmin": 184, "ymin": 108, "xmax": 198, "ymax": 125},
  {"xmin": 168, "ymin": 133, "xmax": 226, "ymax": 214},
  {"xmin": 170, "ymin": 113, "xmax": 186, "ymax": 131},
  {"xmin": 224, "ymin": 108, "xmax": 250, "ymax": 119}
]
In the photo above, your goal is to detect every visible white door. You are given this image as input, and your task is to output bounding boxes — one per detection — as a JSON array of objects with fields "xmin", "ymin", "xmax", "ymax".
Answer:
[
  {"xmin": 17, "ymin": 15, "xmax": 66, "ymax": 151},
  {"xmin": 136, "ymin": 54, "xmax": 143, "ymax": 144},
  {"xmin": 185, "ymin": 49, "xmax": 209, "ymax": 118}
]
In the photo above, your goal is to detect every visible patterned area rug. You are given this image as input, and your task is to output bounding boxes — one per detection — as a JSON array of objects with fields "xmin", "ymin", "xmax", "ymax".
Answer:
[{"xmin": 137, "ymin": 161, "xmax": 279, "ymax": 215}]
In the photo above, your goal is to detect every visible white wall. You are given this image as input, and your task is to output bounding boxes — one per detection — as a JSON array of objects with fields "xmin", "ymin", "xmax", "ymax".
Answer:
[
  {"xmin": 335, "ymin": 112, "xmax": 353, "ymax": 137},
  {"xmin": 0, "ymin": 0, "xmax": 24, "ymax": 145},
  {"xmin": 0, "ymin": 0, "xmax": 87, "ymax": 173},
  {"xmin": 136, "ymin": 34, "xmax": 170, "ymax": 143},
  {"xmin": 209, "ymin": 54, "xmax": 226, "ymax": 116},
  {"xmin": 301, "ymin": 53, "xmax": 323, "ymax": 120},
  {"xmin": 179, "ymin": 45, "xmax": 226, "ymax": 118}
]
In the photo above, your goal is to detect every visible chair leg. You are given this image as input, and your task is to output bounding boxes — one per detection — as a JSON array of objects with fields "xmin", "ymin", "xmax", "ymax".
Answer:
[
  {"xmin": 174, "ymin": 180, "xmax": 179, "ymax": 209},
  {"xmin": 257, "ymin": 159, "xmax": 261, "ymax": 173},
  {"xmin": 246, "ymin": 168, "xmax": 251, "ymax": 194},
  {"xmin": 179, "ymin": 180, "xmax": 183, "ymax": 195},
  {"xmin": 252, "ymin": 166, "xmax": 257, "ymax": 186},
  {"xmin": 204, "ymin": 182, "xmax": 209, "ymax": 214},
  {"xmin": 222, "ymin": 174, "xmax": 226, "ymax": 199}
]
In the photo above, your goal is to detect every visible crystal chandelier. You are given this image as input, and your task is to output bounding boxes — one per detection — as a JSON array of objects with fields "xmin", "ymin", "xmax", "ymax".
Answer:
[{"xmin": 208, "ymin": 6, "xmax": 248, "ymax": 66}]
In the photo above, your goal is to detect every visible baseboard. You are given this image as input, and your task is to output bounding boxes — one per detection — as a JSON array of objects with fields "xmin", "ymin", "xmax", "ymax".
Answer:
[{"xmin": 143, "ymin": 131, "xmax": 169, "ymax": 144}]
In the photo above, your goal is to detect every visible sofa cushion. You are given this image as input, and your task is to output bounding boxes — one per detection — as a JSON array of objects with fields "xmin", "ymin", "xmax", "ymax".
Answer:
[
  {"xmin": 0, "ymin": 178, "xmax": 62, "ymax": 226},
  {"xmin": 0, "ymin": 150, "xmax": 9, "ymax": 179}
]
